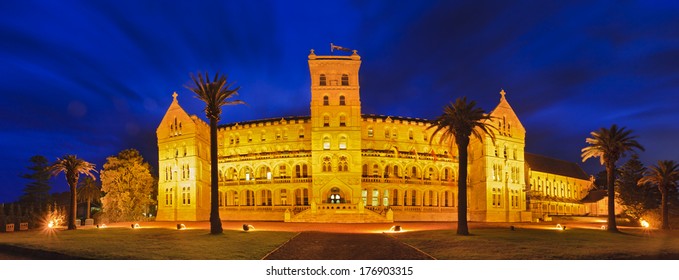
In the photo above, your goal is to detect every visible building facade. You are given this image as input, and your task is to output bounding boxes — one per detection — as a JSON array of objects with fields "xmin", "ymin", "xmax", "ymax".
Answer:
[{"xmin": 156, "ymin": 49, "xmax": 593, "ymax": 223}]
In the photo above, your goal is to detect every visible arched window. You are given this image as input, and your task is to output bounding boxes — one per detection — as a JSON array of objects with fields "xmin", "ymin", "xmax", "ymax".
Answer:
[
  {"xmin": 323, "ymin": 95, "xmax": 329, "ymax": 106},
  {"xmin": 261, "ymin": 190, "xmax": 272, "ymax": 206},
  {"xmin": 323, "ymin": 157, "xmax": 332, "ymax": 172},
  {"xmin": 323, "ymin": 115, "xmax": 330, "ymax": 127},
  {"xmin": 302, "ymin": 164, "xmax": 308, "ymax": 177},
  {"xmin": 338, "ymin": 156, "xmax": 348, "ymax": 172},
  {"xmin": 385, "ymin": 128, "xmax": 390, "ymax": 138},
  {"xmin": 298, "ymin": 128, "xmax": 304, "ymax": 139},
  {"xmin": 323, "ymin": 136, "xmax": 330, "ymax": 150},
  {"xmin": 367, "ymin": 127, "xmax": 374, "ymax": 137},
  {"xmin": 362, "ymin": 164, "xmax": 368, "ymax": 177},
  {"xmin": 339, "ymin": 115, "xmax": 346, "ymax": 127},
  {"xmin": 411, "ymin": 190, "xmax": 417, "ymax": 206},
  {"xmin": 320, "ymin": 74, "xmax": 327, "ymax": 86},
  {"xmin": 341, "ymin": 74, "xmax": 349, "ymax": 86},
  {"xmin": 339, "ymin": 136, "xmax": 347, "ymax": 150},
  {"xmin": 373, "ymin": 164, "xmax": 379, "ymax": 177},
  {"xmin": 409, "ymin": 130, "xmax": 414, "ymax": 140},
  {"xmin": 279, "ymin": 165, "xmax": 287, "ymax": 178},
  {"xmin": 339, "ymin": 95, "xmax": 346, "ymax": 106}
]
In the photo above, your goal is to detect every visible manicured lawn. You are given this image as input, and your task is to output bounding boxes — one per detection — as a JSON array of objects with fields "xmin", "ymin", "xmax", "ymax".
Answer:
[
  {"xmin": 395, "ymin": 227, "xmax": 679, "ymax": 259},
  {"xmin": 0, "ymin": 227, "xmax": 296, "ymax": 260}
]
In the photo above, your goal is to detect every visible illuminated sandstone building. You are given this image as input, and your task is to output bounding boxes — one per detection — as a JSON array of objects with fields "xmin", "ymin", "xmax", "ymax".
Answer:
[{"xmin": 156, "ymin": 49, "xmax": 593, "ymax": 222}]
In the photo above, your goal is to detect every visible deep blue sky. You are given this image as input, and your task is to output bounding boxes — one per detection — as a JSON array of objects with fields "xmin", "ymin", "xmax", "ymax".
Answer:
[{"xmin": 1, "ymin": 0, "xmax": 678, "ymax": 203}]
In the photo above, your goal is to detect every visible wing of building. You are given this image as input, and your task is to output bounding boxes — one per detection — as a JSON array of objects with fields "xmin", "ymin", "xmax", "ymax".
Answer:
[{"xmin": 156, "ymin": 49, "xmax": 594, "ymax": 223}]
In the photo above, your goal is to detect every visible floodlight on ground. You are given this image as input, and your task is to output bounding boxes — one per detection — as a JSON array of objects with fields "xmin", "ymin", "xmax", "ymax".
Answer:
[
  {"xmin": 177, "ymin": 223, "xmax": 186, "ymax": 230},
  {"xmin": 384, "ymin": 225, "xmax": 403, "ymax": 233},
  {"xmin": 242, "ymin": 224, "xmax": 255, "ymax": 231},
  {"xmin": 131, "ymin": 223, "xmax": 140, "ymax": 229},
  {"xmin": 601, "ymin": 225, "xmax": 606, "ymax": 230},
  {"xmin": 47, "ymin": 221, "xmax": 54, "ymax": 228},
  {"xmin": 97, "ymin": 224, "xmax": 107, "ymax": 229},
  {"xmin": 556, "ymin": 224, "xmax": 564, "ymax": 230},
  {"xmin": 640, "ymin": 220, "xmax": 650, "ymax": 228}
]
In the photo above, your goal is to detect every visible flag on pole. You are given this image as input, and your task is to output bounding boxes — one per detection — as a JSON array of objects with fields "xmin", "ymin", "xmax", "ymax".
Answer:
[{"xmin": 331, "ymin": 43, "xmax": 352, "ymax": 52}]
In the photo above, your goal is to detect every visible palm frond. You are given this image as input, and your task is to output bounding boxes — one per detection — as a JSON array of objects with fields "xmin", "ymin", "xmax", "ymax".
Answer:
[
  {"xmin": 186, "ymin": 71, "xmax": 243, "ymax": 121},
  {"xmin": 581, "ymin": 124, "xmax": 644, "ymax": 165}
]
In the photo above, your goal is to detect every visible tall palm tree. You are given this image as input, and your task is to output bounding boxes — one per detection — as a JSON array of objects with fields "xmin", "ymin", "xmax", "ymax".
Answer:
[
  {"xmin": 581, "ymin": 124, "xmax": 644, "ymax": 232},
  {"xmin": 49, "ymin": 155, "xmax": 97, "ymax": 230},
  {"xmin": 428, "ymin": 97, "xmax": 494, "ymax": 235},
  {"xmin": 77, "ymin": 176, "xmax": 101, "ymax": 220},
  {"xmin": 187, "ymin": 72, "xmax": 243, "ymax": 234},
  {"xmin": 638, "ymin": 160, "xmax": 679, "ymax": 230}
]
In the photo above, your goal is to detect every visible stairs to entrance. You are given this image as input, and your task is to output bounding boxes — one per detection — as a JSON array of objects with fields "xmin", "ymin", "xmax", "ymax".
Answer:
[{"xmin": 289, "ymin": 204, "xmax": 391, "ymax": 223}]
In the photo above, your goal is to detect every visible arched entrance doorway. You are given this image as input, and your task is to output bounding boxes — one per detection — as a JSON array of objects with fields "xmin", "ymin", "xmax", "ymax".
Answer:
[{"xmin": 327, "ymin": 187, "xmax": 344, "ymax": 204}]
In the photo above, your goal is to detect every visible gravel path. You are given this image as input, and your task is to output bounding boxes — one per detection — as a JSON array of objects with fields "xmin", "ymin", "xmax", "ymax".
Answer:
[{"xmin": 263, "ymin": 232, "xmax": 434, "ymax": 260}]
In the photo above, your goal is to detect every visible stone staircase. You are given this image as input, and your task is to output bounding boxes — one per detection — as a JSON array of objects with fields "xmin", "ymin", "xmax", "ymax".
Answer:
[{"xmin": 289, "ymin": 204, "xmax": 392, "ymax": 223}]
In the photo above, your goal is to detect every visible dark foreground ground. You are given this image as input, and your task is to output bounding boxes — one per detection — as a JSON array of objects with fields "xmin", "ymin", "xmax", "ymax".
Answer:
[{"xmin": 263, "ymin": 232, "xmax": 434, "ymax": 260}]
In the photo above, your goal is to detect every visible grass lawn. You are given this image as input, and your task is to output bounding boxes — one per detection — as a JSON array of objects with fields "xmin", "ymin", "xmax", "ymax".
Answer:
[
  {"xmin": 395, "ymin": 227, "xmax": 679, "ymax": 259},
  {"xmin": 0, "ymin": 227, "xmax": 296, "ymax": 260}
]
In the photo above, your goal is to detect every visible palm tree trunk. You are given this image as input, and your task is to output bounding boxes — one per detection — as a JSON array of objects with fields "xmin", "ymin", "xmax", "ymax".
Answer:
[
  {"xmin": 86, "ymin": 198, "xmax": 91, "ymax": 219},
  {"xmin": 209, "ymin": 117, "xmax": 223, "ymax": 234},
  {"xmin": 68, "ymin": 184, "xmax": 77, "ymax": 230},
  {"xmin": 456, "ymin": 137, "xmax": 469, "ymax": 235},
  {"xmin": 606, "ymin": 163, "xmax": 618, "ymax": 232},
  {"xmin": 661, "ymin": 187, "xmax": 669, "ymax": 230}
]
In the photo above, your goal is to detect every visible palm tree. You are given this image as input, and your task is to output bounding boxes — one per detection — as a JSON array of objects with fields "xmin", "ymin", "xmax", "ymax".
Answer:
[
  {"xmin": 77, "ymin": 176, "xmax": 101, "ymax": 220},
  {"xmin": 49, "ymin": 155, "xmax": 97, "ymax": 230},
  {"xmin": 638, "ymin": 160, "xmax": 679, "ymax": 230},
  {"xmin": 187, "ymin": 72, "xmax": 243, "ymax": 234},
  {"xmin": 428, "ymin": 97, "xmax": 494, "ymax": 235},
  {"xmin": 581, "ymin": 124, "xmax": 644, "ymax": 232}
]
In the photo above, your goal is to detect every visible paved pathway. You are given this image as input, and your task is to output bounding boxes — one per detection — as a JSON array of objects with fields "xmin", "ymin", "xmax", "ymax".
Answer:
[{"xmin": 263, "ymin": 231, "xmax": 434, "ymax": 260}]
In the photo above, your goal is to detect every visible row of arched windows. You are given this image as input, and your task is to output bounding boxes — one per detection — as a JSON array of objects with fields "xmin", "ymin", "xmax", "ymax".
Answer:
[
  {"xmin": 361, "ymin": 189, "xmax": 456, "ymax": 207},
  {"xmin": 321, "ymin": 156, "xmax": 349, "ymax": 172},
  {"xmin": 218, "ymin": 188, "xmax": 309, "ymax": 206},
  {"xmin": 322, "ymin": 95, "xmax": 346, "ymax": 106},
  {"xmin": 532, "ymin": 177, "xmax": 585, "ymax": 199},
  {"xmin": 494, "ymin": 144, "xmax": 519, "ymax": 160},
  {"xmin": 228, "ymin": 128, "xmax": 306, "ymax": 145},
  {"xmin": 219, "ymin": 164, "xmax": 310, "ymax": 181},
  {"xmin": 323, "ymin": 135, "xmax": 347, "ymax": 150},
  {"xmin": 322, "ymin": 114, "xmax": 347, "ymax": 127},
  {"xmin": 362, "ymin": 163, "xmax": 455, "ymax": 181},
  {"xmin": 319, "ymin": 74, "xmax": 349, "ymax": 86}
]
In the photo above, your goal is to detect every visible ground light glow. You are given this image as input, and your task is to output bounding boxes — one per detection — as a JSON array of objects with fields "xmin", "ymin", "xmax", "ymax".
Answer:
[
  {"xmin": 383, "ymin": 225, "xmax": 407, "ymax": 233},
  {"xmin": 640, "ymin": 220, "xmax": 650, "ymax": 228}
]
